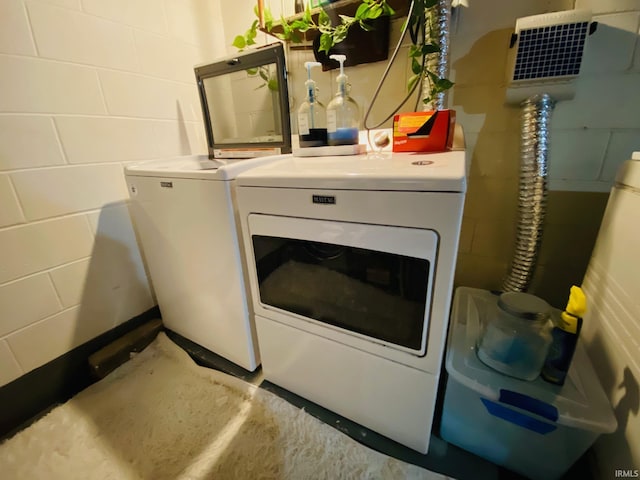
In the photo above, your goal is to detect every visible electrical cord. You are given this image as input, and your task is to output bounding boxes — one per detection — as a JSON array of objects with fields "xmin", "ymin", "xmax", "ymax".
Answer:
[{"xmin": 363, "ymin": 0, "xmax": 427, "ymax": 149}]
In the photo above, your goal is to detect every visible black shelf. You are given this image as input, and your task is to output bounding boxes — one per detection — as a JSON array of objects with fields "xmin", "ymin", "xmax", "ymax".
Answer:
[{"xmin": 259, "ymin": 0, "xmax": 409, "ymax": 37}]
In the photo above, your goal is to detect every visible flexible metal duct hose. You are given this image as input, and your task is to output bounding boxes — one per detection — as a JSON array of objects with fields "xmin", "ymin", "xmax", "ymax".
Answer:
[
  {"xmin": 502, "ymin": 94, "xmax": 556, "ymax": 292},
  {"xmin": 422, "ymin": 0, "xmax": 451, "ymax": 111}
]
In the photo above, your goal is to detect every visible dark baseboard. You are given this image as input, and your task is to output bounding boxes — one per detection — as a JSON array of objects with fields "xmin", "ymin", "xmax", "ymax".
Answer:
[
  {"xmin": 0, "ymin": 306, "xmax": 160, "ymax": 441},
  {"xmin": 164, "ymin": 329, "xmax": 261, "ymax": 383}
]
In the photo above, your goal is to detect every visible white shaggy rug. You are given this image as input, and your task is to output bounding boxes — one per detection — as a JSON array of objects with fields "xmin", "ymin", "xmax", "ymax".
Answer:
[{"xmin": 0, "ymin": 333, "xmax": 452, "ymax": 480}]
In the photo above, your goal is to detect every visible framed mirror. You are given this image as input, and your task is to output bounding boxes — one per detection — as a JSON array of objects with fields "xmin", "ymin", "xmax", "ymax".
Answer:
[{"xmin": 195, "ymin": 43, "xmax": 291, "ymax": 158}]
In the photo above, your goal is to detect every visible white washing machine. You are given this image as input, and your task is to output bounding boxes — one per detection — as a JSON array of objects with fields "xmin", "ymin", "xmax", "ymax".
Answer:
[
  {"xmin": 235, "ymin": 133, "xmax": 466, "ymax": 453},
  {"xmin": 125, "ymin": 155, "xmax": 288, "ymax": 371}
]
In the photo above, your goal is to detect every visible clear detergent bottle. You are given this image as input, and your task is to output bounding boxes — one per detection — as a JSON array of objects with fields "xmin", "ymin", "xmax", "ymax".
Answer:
[
  {"xmin": 297, "ymin": 61, "xmax": 328, "ymax": 147},
  {"xmin": 326, "ymin": 54, "xmax": 359, "ymax": 146}
]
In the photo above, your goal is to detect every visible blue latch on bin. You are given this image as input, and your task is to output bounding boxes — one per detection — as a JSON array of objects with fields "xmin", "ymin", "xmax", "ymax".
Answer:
[{"xmin": 481, "ymin": 389, "xmax": 559, "ymax": 435}]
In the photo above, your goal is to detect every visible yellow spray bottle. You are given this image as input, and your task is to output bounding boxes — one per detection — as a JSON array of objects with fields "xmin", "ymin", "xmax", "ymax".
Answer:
[{"xmin": 541, "ymin": 286, "xmax": 586, "ymax": 385}]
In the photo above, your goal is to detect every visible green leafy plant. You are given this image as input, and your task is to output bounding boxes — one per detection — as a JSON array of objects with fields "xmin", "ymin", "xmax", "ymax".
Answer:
[
  {"xmin": 232, "ymin": 20, "xmax": 279, "ymax": 92},
  {"xmin": 246, "ymin": 65, "xmax": 279, "ymax": 91},
  {"xmin": 232, "ymin": 18, "xmax": 260, "ymax": 50},
  {"xmin": 233, "ymin": 0, "xmax": 453, "ymax": 107},
  {"xmin": 403, "ymin": 0, "xmax": 454, "ymax": 106}
]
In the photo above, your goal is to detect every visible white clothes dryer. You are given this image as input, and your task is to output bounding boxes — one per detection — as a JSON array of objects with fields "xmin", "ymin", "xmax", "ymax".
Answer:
[
  {"xmin": 125, "ymin": 155, "xmax": 288, "ymax": 371},
  {"xmin": 236, "ymin": 132, "xmax": 467, "ymax": 453}
]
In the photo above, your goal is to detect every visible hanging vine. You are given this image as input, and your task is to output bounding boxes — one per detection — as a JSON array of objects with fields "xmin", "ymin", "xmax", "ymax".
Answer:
[{"xmin": 233, "ymin": 0, "xmax": 453, "ymax": 107}]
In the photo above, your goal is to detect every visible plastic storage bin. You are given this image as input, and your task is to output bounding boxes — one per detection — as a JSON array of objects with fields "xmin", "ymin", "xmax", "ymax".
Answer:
[{"xmin": 441, "ymin": 287, "xmax": 617, "ymax": 480}]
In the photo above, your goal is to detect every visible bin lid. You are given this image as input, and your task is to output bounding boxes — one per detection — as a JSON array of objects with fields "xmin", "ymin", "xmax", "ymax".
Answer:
[{"xmin": 446, "ymin": 287, "xmax": 617, "ymax": 433}]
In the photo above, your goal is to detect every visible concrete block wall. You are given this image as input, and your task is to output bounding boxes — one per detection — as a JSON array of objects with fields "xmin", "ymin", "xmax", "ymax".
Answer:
[{"xmin": 0, "ymin": 0, "xmax": 222, "ymax": 388}]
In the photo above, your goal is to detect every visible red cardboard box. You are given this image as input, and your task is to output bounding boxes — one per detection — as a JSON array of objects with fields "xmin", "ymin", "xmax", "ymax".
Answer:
[{"xmin": 392, "ymin": 110, "xmax": 456, "ymax": 153}]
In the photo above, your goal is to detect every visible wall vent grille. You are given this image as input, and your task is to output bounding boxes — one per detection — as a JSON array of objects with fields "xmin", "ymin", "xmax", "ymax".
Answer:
[{"xmin": 513, "ymin": 21, "xmax": 589, "ymax": 81}]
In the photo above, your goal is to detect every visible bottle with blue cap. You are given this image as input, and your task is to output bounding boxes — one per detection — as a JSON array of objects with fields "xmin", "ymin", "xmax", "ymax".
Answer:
[
  {"xmin": 297, "ymin": 61, "xmax": 328, "ymax": 147},
  {"xmin": 326, "ymin": 54, "xmax": 359, "ymax": 146}
]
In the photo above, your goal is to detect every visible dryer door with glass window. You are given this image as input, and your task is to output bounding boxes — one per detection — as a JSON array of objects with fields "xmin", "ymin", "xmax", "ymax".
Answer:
[{"xmin": 247, "ymin": 214, "xmax": 438, "ymax": 357}]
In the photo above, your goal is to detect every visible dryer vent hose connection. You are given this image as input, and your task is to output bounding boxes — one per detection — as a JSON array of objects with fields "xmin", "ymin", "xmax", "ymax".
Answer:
[{"xmin": 502, "ymin": 94, "xmax": 555, "ymax": 293}]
